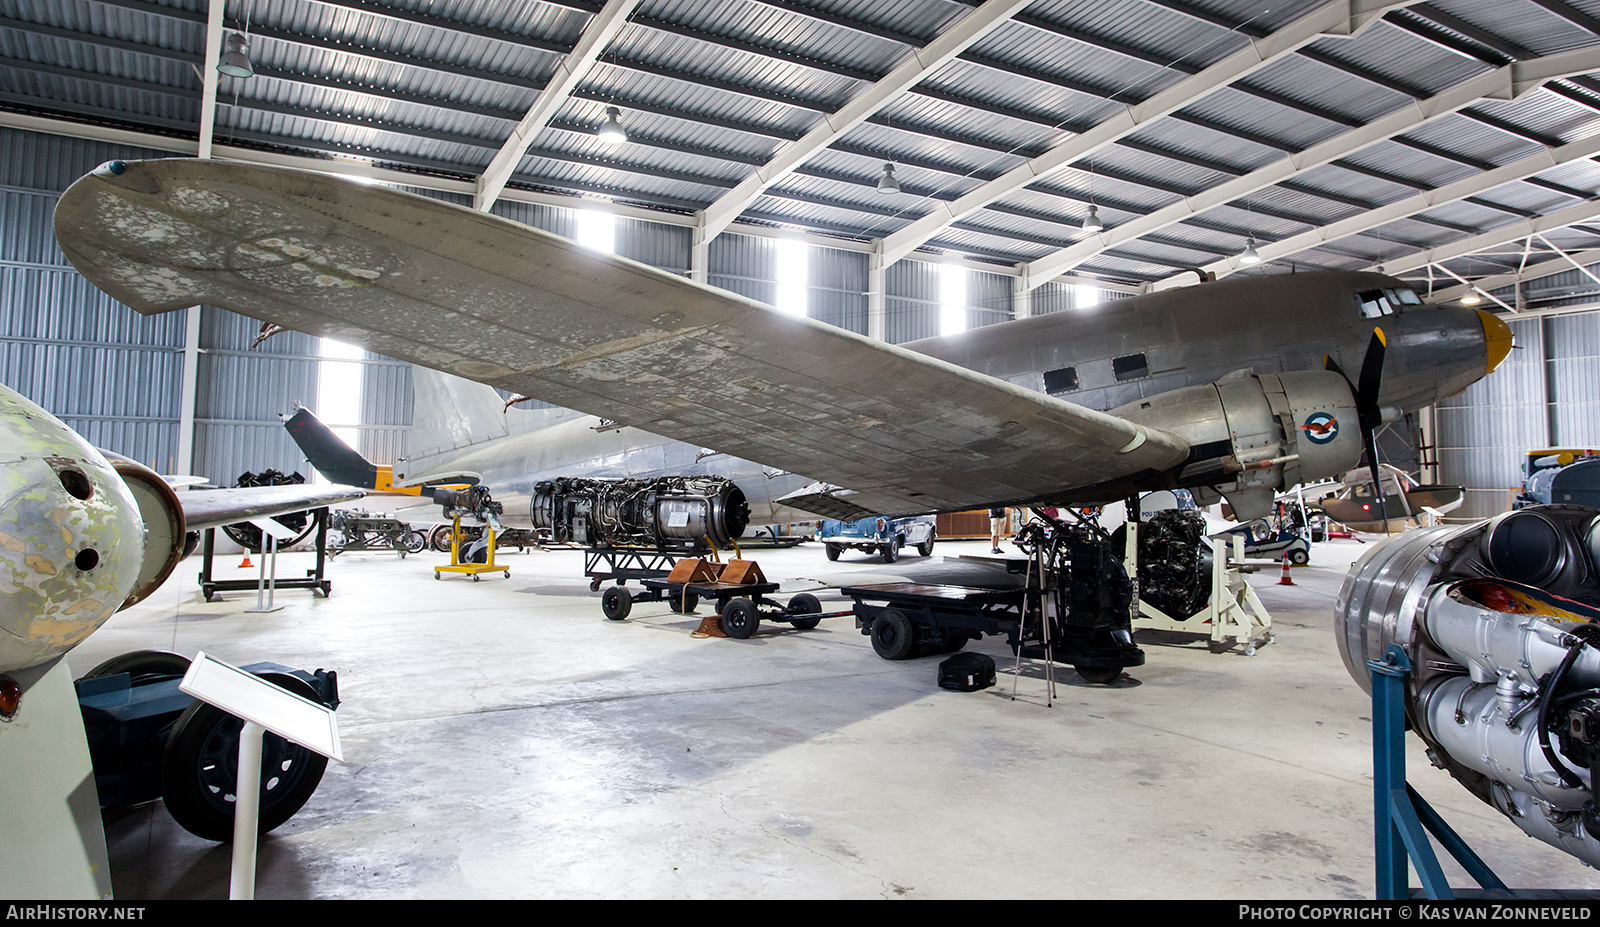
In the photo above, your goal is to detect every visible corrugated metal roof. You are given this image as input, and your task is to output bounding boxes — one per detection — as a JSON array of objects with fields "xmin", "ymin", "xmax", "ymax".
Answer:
[{"xmin": 1, "ymin": 0, "xmax": 1598, "ymax": 290}]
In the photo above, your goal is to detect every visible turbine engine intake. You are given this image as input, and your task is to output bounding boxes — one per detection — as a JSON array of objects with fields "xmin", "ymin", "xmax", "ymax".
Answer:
[{"xmin": 531, "ymin": 476, "xmax": 749, "ymax": 550}]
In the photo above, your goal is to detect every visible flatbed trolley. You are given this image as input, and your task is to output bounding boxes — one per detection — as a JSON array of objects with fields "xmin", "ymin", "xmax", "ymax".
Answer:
[
  {"xmin": 584, "ymin": 546, "xmax": 682, "ymax": 592},
  {"xmin": 842, "ymin": 582, "xmax": 1026, "ymax": 661},
  {"xmin": 600, "ymin": 578, "xmax": 845, "ymax": 639}
]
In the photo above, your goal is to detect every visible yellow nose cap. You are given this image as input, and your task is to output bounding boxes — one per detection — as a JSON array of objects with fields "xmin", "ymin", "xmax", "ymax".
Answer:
[{"xmin": 1479, "ymin": 309, "xmax": 1512, "ymax": 374}]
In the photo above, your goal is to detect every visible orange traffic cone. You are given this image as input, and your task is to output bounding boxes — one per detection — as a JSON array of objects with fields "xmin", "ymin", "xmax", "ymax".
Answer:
[
  {"xmin": 1278, "ymin": 557, "xmax": 1295, "ymax": 586},
  {"xmin": 239, "ymin": 552, "xmax": 254, "ymax": 569}
]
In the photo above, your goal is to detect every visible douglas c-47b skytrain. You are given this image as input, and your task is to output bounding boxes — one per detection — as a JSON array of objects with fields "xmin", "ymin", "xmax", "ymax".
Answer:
[{"xmin": 51, "ymin": 159, "xmax": 1511, "ymax": 537}]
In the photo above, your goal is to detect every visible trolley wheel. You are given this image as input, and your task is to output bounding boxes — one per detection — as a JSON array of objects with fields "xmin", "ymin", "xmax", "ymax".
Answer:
[
  {"xmin": 870, "ymin": 608, "xmax": 916, "ymax": 660},
  {"xmin": 721, "ymin": 597, "xmax": 759, "ymax": 639},
  {"xmin": 158, "ymin": 672, "xmax": 329, "ymax": 842},
  {"xmin": 668, "ymin": 591, "xmax": 700, "ymax": 614},
  {"xmin": 602, "ymin": 586, "xmax": 633, "ymax": 621},
  {"xmin": 940, "ymin": 630, "xmax": 968, "ymax": 653},
  {"xmin": 787, "ymin": 593, "xmax": 822, "ymax": 630},
  {"xmin": 472, "ymin": 574, "xmax": 480, "ymax": 582},
  {"xmin": 917, "ymin": 530, "xmax": 936, "ymax": 558},
  {"xmin": 77, "ymin": 650, "xmax": 192, "ymax": 683},
  {"xmin": 1288, "ymin": 547, "xmax": 1310, "ymax": 566},
  {"xmin": 825, "ymin": 545, "xmax": 840, "ymax": 562},
  {"xmin": 589, "ymin": 579, "xmax": 602, "ymax": 592},
  {"xmin": 1075, "ymin": 666, "xmax": 1121, "ymax": 685}
]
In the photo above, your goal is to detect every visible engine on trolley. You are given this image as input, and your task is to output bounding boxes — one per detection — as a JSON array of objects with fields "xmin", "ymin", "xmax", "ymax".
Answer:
[{"xmin": 531, "ymin": 475, "xmax": 750, "ymax": 551}]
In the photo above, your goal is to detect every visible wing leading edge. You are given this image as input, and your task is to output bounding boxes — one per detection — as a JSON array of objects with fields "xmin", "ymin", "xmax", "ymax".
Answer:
[{"xmin": 55, "ymin": 160, "xmax": 1188, "ymax": 514}]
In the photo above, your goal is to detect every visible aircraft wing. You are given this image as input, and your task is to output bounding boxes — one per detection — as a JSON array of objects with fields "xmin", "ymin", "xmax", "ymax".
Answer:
[
  {"xmin": 55, "ymin": 159, "xmax": 1189, "ymax": 516},
  {"xmin": 178, "ymin": 485, "xmax": 364, "ymax": 532}
]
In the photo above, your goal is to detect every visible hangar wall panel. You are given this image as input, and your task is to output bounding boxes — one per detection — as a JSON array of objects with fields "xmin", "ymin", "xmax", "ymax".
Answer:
[
  {"xmin": 0, "ymin": 128, "xmax": 186, "ymax": 471},
  {"xmin": 1436, "ymin": 315, "xmax": 1550, "ymax": 522},
  {"xmin": 1544, "ymin": 313, "xmax": 1600, "ymax": 447}
]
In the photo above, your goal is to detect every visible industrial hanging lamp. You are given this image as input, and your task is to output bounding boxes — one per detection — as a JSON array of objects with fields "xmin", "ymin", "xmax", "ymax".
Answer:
[
  {"xmin": 877, "ymin": 162, "xmax": 900, "ymax": 195},
  {"xmin": 1082, "ymin": 204, "xmax": 1103, "ymax": 233},
  {"xmin": 1460, "ymin": 288, "xmax": 1483, "ymax": 306},
  {"xmin": 1238, "ymin": 235, "xmax": 1262, "ymax": 265},
  {"xmin": 217, "ymin": 32, "xmax": 254, "ymax": 79},
  {"xmin": 597, "ymin": 106, "xmax": 627, "ymax": 145}
]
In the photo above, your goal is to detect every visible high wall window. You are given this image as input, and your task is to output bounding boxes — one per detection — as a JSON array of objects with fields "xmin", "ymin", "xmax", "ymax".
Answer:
[
  {"xmin": 775, "ymin": 238, "xmax": 809, "ymax": 318},
  {"xmin": 576, "ymin": 207, "xmax": 616, "ymax": 254},
  {"xmin": 315, "ymin": 337, "xmax": 365, "ymax": 482},
  {"xmin": 1075, "ymin": 284, "xmax": 1101, "ymax": 309},
  {"xmin": 940, "ymin": 261, "xmax": 967, "ymax": 336}
]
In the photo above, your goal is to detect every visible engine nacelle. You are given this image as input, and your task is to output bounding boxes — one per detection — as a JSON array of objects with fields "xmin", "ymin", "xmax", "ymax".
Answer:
[
  {"xmin": 531, "ymin": 476, "xmax": 749, "ymax": 550},
  {"xmin": 1114, "ymin": 370, "xmax": 1361, "ymax": 520},
  {"xmin": 1336, "ymin": 506, "xmax": 1600, "ymax": 867}
]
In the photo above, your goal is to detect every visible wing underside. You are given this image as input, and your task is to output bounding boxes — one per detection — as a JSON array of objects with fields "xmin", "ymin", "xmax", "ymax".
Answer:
[
  {"xmin": 179, "ymin": 485, "xmax": 365, "ymax": 532},
  {"xmin": 55, "ymin": 160, "xmax": 1189, "ymax": 515}
]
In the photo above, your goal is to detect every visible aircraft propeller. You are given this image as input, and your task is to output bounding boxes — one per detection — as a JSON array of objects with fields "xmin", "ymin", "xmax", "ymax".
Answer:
[{"xmin": 1326, "ymin": 328, "xmax": 1390, "ymax": 533}]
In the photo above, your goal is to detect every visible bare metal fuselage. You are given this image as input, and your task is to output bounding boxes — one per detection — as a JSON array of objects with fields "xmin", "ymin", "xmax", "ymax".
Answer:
[{"xmin": 406, "ymin": 270, "xmax": 1499, "ymax": 530}]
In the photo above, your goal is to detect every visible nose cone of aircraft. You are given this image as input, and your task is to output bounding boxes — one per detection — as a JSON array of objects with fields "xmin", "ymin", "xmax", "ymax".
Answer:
[{"xmin": 1479, "ymin": 309, "xmax": 1513, "ymax": 375}]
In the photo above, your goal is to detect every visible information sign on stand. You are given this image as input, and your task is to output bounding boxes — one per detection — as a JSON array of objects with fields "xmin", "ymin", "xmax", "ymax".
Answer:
[{"xmin": 179, "ymin": 651, "xmax": 342, "ymax": 900}]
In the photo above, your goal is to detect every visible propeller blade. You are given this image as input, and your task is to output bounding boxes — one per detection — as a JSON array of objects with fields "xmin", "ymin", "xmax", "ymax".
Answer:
[{"xmin": 1357, "ymin": 328, "xmax": 1387, "ymax": 421}]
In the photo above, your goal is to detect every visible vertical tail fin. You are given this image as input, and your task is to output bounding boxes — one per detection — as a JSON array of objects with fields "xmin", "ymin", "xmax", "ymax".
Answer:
[{"xmin": 283, "ymin": 405, "xmax": 380, "ymax": 489}]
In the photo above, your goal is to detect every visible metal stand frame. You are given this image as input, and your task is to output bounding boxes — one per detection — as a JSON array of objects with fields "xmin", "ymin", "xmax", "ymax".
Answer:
[
  {"xmin": 584, "ymin": 546, "xmax": 682, "ymax": 591},
  {"xmin": 1128, "ymin": 530, "xmax": 1274, "ymax": 654},
  {"xmin": 198, "ymin": 507, "xmax": 332, "ymax": 602},
  {"xmin": 1369, "ymin": 645, "xmax": 1509, "ymax": 900},
  {"xmin": 434, "ymin": 514, "xmax": 510, "ymax": 581}
]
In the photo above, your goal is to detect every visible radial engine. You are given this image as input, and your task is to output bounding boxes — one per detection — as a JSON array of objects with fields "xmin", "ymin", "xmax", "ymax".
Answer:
[
  {"xmin": 531, "ymin": 475, "xmax": 750, "ymax": 550},
  {"xmin": 1336, "ymin": 504, "xmax": 1600, "ymax": 865}
]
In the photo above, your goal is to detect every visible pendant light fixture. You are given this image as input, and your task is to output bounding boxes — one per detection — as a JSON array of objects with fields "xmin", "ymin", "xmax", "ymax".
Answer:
[
  {"xmin": 217, "ymin": 32, "xmax": 254, "ymax": 78},
  {"xmin": 597, "ymin": 106, "xmax": 627, "ymax": 145},
  {"xmin": 1082, "ymin": 204, "xmax": 1103, "ymax": 233},
  {"xmin": 877, "ymin": 162, "xmax": 900, "ymax": 195},
  {"xmin": 1238, "ymin": 236, "xmax": 1261, "ymax": 265}
]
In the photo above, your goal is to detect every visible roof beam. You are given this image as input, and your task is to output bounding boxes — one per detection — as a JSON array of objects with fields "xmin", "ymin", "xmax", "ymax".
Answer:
[
  {"xmin": 196, "ymin": 0, "xmax": 224, "ymax": 160},
  {"xmin": 1022, "ymin": 47, "xmax": 1600, "ymax": 287},
  {"xmin": 1380, "ymin": 198, "xmax": 1600, "ymax": 276},
  {"xmin": 1154, "ymin": 133, "xmax": 1600, "ymax": 289},
  {"xmin": 877, "ymin": 0, "xmax": 1417, "ymax": 267},
  {"xmin": 697, "ymin": 0, "xmax": 1035, "ymax": 241},
  {"xmin": 474, "ymin": 0, "xmax": 639, "ymax": 211}
]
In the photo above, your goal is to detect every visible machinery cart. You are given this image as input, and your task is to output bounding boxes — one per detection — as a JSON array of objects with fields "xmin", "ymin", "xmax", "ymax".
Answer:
[
  {"xmin": 598, "ymin": 557, "xmax": 846, "ymax": 638},
  {"xmin": 842, "ymin": 582, "xmax": 1026, "ymax": 660}
]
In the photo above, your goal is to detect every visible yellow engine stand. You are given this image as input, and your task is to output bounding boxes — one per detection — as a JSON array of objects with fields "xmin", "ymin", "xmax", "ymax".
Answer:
[{"xmin": 434, "ymin": 514, "xmax": 510, "ymax": 582}]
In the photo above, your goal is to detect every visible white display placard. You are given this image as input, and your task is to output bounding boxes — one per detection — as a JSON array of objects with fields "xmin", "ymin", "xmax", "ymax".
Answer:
[
  {"xmin": 248, "ymin": 517, "xmax": 300, "ymax": 541},
  {"xmin": 179, "ymin": 651, "xmax": 342, "ymax": 761}
]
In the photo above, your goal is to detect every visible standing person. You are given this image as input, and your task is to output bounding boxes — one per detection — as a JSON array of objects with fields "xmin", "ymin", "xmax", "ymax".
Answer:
[{"xmin": 989, "ymin": 506, "xmax": 1007, "ymax": 554}]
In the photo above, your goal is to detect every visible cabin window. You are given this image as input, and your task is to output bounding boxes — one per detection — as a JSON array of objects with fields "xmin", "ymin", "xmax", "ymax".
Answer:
[
  {"xmin": 1112, "ymin": 353, "xmax": 1149, "ymax": 382},
  {"xmin": 1394, "ymin": 287, "xmax": 1421, "ymax": 305},
  {"xmin": 1043, "ymin": 367, "xmax": 1079, "ymax": 394}
]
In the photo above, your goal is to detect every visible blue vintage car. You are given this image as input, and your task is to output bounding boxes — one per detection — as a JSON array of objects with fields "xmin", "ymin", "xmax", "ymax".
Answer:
[{"xmin": 819, "ymin": 515, "xmax": 937, "ymax": 563}]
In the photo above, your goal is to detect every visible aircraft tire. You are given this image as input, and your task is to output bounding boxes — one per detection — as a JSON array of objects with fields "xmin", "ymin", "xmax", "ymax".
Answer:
[
  {"xmin": 159, "ymin": 672, "xmax": 328, "ymax": 842},
  {"xmin": 787, "ymin": 593, "xmax": 821, "ymax": 630},
  {"xmin": 602, "ymin": 586, "xmax": 632, "ymax": 621}
]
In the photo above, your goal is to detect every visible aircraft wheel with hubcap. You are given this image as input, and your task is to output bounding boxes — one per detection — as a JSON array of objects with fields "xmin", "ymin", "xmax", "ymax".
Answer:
[
  {"xmin": 1288, "ymin": 548, "xmax": 1309, "ymax": 565},
  {"xmin": 78, "ymin": 649, "xmax": 191, "ymax": 682},
  {"xmin": 787, "ymin": 593, "xmax": 821, "ymax": 630},
  {"xmin": 871, "ymin": 608, "xmax": 916, "ymax": 660},
  {"xmin": 721, "ymin": 597, "xmax": 759, "ymax": 639},
  {"xmin": 159, "ymin": 672, "xmax": 329, "ymax": 842},
  {"xmin": 602, "ymin": 586, "xmax": 633, "ymax": 621}
]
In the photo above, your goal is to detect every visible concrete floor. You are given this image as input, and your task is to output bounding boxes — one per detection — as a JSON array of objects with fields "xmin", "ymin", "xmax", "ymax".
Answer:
[{"xmin": 67, "ymin": 531, "xmax": 1600, "ymax": 899}]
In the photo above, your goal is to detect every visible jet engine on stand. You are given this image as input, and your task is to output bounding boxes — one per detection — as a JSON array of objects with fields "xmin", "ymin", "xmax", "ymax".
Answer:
[
  {"xmin": 1336, "ymin": 505, "xmax": 1600, "ymax": 866},
  {"xmin": 531, "ymin": 475, "xmax": 750, "ymax": 551}
]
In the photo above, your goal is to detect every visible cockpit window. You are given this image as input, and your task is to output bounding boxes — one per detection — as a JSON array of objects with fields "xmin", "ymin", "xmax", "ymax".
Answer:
[
  {"xmin": 1394, "ymin": 287, "xmax": 1422, "ymax": 305},
  {"xmin": 1357, "ymin": 289, "xmax": 1394, "ymax": 318}
]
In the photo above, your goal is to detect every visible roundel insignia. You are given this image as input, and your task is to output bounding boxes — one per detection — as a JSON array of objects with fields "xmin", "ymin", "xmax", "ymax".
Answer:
[{"xmin": 1301, "ymin": 412, "xmax": 1339, "ymax": 445}]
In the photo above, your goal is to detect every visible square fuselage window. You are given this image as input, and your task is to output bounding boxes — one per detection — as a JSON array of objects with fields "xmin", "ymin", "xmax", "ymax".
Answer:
[
  {"xmin": 1043, "ymin": 366, "xmax": 1079, "ymax": 394},
  {"xmin": 1112, "ymin": 353, "xmax": 1149, "ymax": 382}
]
